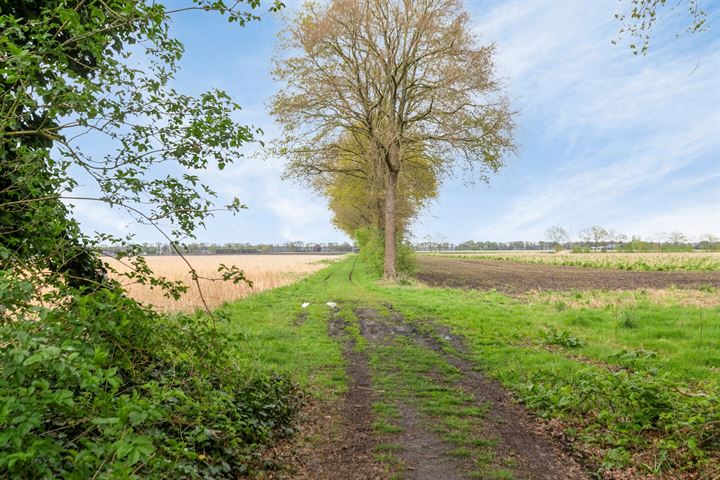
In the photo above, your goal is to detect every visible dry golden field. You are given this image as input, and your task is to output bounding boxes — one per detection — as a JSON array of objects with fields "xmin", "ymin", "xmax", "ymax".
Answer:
[{"xmin": 107, "ymin": 254, "xmax": 342, "ymax": 311}]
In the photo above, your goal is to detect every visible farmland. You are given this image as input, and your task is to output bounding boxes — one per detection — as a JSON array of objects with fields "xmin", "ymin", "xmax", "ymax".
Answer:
[
  {"xmin": 416, "ymin": 255, "xmax": 720, "ymax": 294},
  {"xmin": 429, "ymin": 251, "xmax": 720, "ymax": 272},
  {"xmin": 211, "ymin": 255, "xmax": 719, "ymax": 479},
  {"xmin": 105, "ymin": 254, "xmax": 342, "ymax": 311},
  {"xmin": 3, "ymin": 1, "xmax": 717, "ymax": 479}
]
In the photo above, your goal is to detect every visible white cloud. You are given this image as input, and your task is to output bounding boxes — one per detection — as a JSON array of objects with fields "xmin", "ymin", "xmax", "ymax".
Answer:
[
  {"xmin": 455, "ymin": 0, "xmax": 720, "ymax": 241},
  {"xmin": 66, "ymin": 199, "xmax": 133, "ymax": 235}
]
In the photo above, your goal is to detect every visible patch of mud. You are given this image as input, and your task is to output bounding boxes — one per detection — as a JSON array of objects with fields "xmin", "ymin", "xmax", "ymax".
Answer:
[
  {"xmin": 355, "ymin": 307, "xmax": 480, "ymax": 480},
  {"xmin": 392, "ymin": 406, "xmax": 467, "ymax": 480},
  {"xmin": 265, "ymin": 392, "xmax": 383, "ymax": 480},
  {"xmin": 355, "ymin": 307, "xmax": 417, "ymax": 342},
  {"xmin": 417, "ymin": 256, "xmax": 720, "ymax": 293},
  {"xmin": 328, "ymin": 311, "xmax": 349, "ymax": 338},
  {"xmin": 293, "ymin": 311, "xmax": 308, "ymax": 327}
]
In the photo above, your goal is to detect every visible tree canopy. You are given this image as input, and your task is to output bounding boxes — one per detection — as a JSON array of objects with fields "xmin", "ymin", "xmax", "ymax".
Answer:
[
  {"xmin": 1, "ymin": 0, "xmax": 283, "ymax": 300},
  {"xmin": 271, "ymin": 0, "xmax": 515, "ymax": 279},
  {"xmin": 0, "ymin": 2, "xmax": 299, "ymax": 477}
]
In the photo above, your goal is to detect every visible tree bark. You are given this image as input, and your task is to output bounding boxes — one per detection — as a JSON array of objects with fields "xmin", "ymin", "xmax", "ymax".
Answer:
[{"xmin": 384, "ymin": 167, "xmax": 399, "ymax": 281}]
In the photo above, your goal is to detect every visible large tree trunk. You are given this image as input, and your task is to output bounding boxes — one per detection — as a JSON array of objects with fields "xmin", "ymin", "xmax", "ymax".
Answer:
[{"xmin": 384, "ymin": 168, "xmax": 399, "ymax": 281}]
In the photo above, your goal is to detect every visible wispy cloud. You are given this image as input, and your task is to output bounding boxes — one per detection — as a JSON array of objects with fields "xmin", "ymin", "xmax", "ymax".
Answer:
[
  {"xmin": 67, "ymin": 1, "xmax": 718, "ymax": 243},
  {"xmin": 443, "ymin": 0, "xmax": 720, "ymax": 241}
]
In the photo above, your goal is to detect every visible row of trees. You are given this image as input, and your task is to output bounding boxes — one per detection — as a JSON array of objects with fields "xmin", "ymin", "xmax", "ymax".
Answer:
[
  {"xmin": 270, "ymin": 0, "xmax": 516, "ymax": 279},
  {"xmin": 545, "ymin": 225, "xmax": 719, "ymax": 250},
  {"xmin": 418, "ymin": 240, "xmax": 556, "ymax": 251},
  {"xmin": 103, "ymin": 242, "xmax": 354, "ymax": 255}
]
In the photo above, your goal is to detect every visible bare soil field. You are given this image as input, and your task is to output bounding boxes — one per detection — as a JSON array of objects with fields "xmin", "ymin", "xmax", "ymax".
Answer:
[{"xmin": 416, "ymin": 255, "xmax": 720, "ymax": 294}]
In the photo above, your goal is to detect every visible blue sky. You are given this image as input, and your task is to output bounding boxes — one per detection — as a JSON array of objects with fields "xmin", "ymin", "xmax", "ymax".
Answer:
[{"xmin": 71, "ymin": 0, "xmax": 720, "ymax": 244}]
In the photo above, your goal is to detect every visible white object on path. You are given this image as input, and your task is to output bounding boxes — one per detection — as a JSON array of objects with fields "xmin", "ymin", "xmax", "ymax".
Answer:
[
  {"xmin": 301, "ymin": 302, "xmax": 310, "ymax": 308},
  {"xmin": 326, "ymin": 302, "xmax": 338, "ymax": 309}
]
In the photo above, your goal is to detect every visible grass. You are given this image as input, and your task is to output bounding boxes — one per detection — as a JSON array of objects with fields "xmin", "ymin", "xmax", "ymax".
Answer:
[
  {"xmin": 428, "ymin": 250, "xmax": 720, "ymax": 271},
  {"xmin": 523, "ymin": 287, "xmax": 720, "ymax": 308},
  {"xmin": 209, "ymin": 255, "xmax": 718, "ymax": 477}
]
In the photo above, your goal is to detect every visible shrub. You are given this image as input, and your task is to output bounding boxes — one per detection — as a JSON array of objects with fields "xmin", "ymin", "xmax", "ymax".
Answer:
[
  {"xmin": 0, "ymin": 289, "xmax": 300, "ymax": 479},
  {"xmin": 355, "ymin": 227, "xmax": 416, "ymax": 277},
  {"xmin": 519, "ymin": 368, "xmax": 719, "ymax": 471}
]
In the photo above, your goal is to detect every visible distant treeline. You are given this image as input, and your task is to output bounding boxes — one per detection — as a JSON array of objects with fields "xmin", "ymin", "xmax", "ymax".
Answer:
[
  {"xmin": 101, "ymin": 242, "xmax": 355, "ymax": 256},
  {"xmin": 100, "ymin": 237, "xmax": 720, "ymax": 256},
  {"xmin": 415, "ymin": 240, "xmax": 553, "ymax": 251},
  {"xmin": 414, "ymin": 238, "xmax": 720, "ymax": 252}
]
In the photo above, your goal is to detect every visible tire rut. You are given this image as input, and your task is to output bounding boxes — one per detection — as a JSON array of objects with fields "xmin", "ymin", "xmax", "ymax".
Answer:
[
  {"xmin": 294, "ymin": 309, "xmax": 384, "ymax": 479},
  {"xmin": 416, "ymin": 332, "xmax": 588, "ymax": 479},
  {"xmin": 359, "ymin": 306, "xmax": 589, "ymax": 480},
  {"xmin": 355, "ymin": 307, "xmax": 473, "ymax": 480}
]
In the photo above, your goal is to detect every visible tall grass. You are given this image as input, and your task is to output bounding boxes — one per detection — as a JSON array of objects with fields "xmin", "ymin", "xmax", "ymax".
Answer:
[{"xmin": 107, "ymin": 254, "xmax": 342, "ymax": 311}]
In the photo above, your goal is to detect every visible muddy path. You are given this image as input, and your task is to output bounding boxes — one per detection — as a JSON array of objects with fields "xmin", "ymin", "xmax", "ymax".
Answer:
[
  {"xmin": 358, "ymin": 306, "xmax": 588, "ymax": 480},
  {"xmin": 417, "ymin": 256, "xmax": 720, "ymax": 293},
  {"xmin": 412, "ymin": 325, "xmax": 589, "ymax": 480},
  {"xmin": 284, "ymin": 303, "xmax": 589, "ymax": 479},
  {"xmin": 355, "ymin": 307, "xmax": 472, "ymax": 480}
]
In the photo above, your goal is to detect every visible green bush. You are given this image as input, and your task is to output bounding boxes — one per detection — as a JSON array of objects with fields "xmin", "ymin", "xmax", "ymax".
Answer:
[
  {"xmin": 519, "ymin": 368, "xmax": 719, "ymax": 471},
  {"xmin": 355, "ymin": 227, "xmax": 416, "ymax": 277},
  {"xmin": 0, "ymin": 289, "xmax": 300, "ymax": 479}
]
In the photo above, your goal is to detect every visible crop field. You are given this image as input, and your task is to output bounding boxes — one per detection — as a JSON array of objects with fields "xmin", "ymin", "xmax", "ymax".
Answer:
[
  {"xmin": 429, "ymin": 251, "xmax": 720, "ymax": 271},
  {"xmin": 417, "ymin": 255, "xmax": 720, "ymax": 294},
  {"xmin": 105, "ymin": 254, "xmax": 342, "ymax": 311}
]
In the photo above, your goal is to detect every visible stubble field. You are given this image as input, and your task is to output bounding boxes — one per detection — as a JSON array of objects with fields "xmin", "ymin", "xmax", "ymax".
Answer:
[{"xmin": 428, "ymin": 250, "xmax": 720, "ymax": 271}]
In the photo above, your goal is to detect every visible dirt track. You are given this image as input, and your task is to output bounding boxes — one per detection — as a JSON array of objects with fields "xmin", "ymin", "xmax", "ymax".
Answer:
[{"xmin": 416, "ymin": 256, "xmax": 720, "ymax": 293}]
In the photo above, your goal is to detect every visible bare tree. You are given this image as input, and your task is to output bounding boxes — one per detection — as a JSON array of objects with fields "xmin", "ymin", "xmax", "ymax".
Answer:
[
  {"xmin": 606, "ymin": 229, "xmax": 628, "ymax": 244},
  {"xmin": 545, "ymin": 225, "xmax": 569, "ymax": 249},
  {"xmin": 270, "ymin": 0, "xmax": 515, "ymax": 280},
  {"xmin": 578, "ymin": 225, "xmax": 608, "ymax": 249},
  {"xmin": 668, "ymin": 231, "xmax": 688, "ymax": 245}
]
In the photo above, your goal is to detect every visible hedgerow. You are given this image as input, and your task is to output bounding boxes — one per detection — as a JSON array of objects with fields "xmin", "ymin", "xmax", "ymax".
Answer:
[{"xmin": 0, "ymin": 287, "xmax": 300, "ymax": 479}]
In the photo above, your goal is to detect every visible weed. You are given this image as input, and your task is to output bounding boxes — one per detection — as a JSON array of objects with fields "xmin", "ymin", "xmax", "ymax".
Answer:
[
  {"xmin": 618, "ymin": 310, "xmax": 638, "ymax": 329},
  {"xmin": 542, "ymin": 327, "xmax": 584, "ymax": 348}
]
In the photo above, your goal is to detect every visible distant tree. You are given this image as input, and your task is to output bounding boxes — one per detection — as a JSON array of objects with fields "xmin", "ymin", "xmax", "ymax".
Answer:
[
  {"xmin": 591, "ymin": 225, "xmax": 609, "ymax": 248},
  {"xmin": 606, "ymin": 229, "xmax": 628, "ymax": 244},
  {"xmin": 271, "ymin": 0, "xmax": 515, "ymax": 280},
  {"xmin": 578, "ymin": 227, "xmax": 592, "ymax": 246},
  {"xmin": 578, "ymin": 225, "xmax": 608, "ymax": 249},
  {"xmin": 615, "ymin": 0, "xmax": 709, "ymax": 55},
  {"xmin": 668, "ymin": 231, "xmax": 688, "ymax": 245},
  {"xmin": 545, "ymin": 225, "xmax": 569, "ymax": 249},
  {"xmin": 698, "ymin": 233, "xmax": 720, "ymax": 251}
]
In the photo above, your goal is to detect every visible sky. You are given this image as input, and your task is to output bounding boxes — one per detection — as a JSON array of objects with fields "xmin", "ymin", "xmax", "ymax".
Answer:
[{"xmin": 69, "ymin": 0, "xmax": 720, "ymax": 244}]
